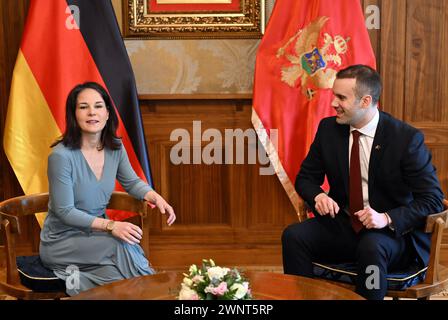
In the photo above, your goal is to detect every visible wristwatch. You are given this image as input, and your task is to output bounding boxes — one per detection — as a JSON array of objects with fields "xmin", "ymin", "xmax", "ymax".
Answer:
[{"xmin": 106, "ymin": 220, "xmax": 115, "ymax": 233}]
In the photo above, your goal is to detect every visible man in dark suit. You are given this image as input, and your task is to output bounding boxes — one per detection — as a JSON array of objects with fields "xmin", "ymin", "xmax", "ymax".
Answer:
[{"xmin": 282, "ymin": 64, "xmax": 444, "ymax": 300}]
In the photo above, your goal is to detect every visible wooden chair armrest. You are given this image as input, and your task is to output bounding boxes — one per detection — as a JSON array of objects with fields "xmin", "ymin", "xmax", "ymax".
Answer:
[
  {"xmin": 107, "ymin": 192, "xmax": 150, "ymax": 258},
  {"xmin": 443, "ymin": 199, "xmax": 448, "ymax": 210},
  {"xmin": 425, "ymin": 210, "xmax": 448, "ymax": 233},
  {"xmin": 423, "ymin": 214, "xmax": 447, "ymax": 285},
  {"xmin": 0, "ymin": 193, "xmax": 49, "ymax": 218},
  {"xmin": 0, "ymin": 212, "xmax": 20, "ymax": 234},
  {"xmin": 107, "ymin": 192, "xmax": 148, "ymax": 218},
  {"xmin": 0, "ymin": 219, "xmax": 21, "ymax": 286}
]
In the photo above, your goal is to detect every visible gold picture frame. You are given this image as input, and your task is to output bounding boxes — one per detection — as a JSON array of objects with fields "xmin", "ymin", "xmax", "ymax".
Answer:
[{"xmin": 123, "ymin": 0, "xmax": 264, "ymax": 39}]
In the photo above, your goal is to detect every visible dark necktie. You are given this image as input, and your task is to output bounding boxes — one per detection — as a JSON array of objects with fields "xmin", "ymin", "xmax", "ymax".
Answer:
[{"xmin": 349, "ymin": 130, "xmax": 364, "ymax": 233}]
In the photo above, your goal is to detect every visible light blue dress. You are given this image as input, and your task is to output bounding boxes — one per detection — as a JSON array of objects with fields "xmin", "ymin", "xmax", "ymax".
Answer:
[{"xmin": 39, "ymin": 143, "xmax": 155, "ymax": 296}]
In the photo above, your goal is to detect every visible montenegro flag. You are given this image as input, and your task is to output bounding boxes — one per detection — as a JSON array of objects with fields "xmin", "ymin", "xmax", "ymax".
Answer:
[
  {"xmin": 3, "ymin": 0, "xmax": 152, "ymax": 226},
  {"xmin": 252, "ymin": 0, "xmax": 376, "ymax": 219}
]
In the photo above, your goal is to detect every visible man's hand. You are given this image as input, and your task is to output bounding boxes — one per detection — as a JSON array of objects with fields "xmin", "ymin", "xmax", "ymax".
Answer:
[
  {"xmin": 314, "ymin": 193, "xmax": 340, "ymax": 218},
  {"xmin": 355, "ymin": 207, "xmax": 388, "ymax": 229}
]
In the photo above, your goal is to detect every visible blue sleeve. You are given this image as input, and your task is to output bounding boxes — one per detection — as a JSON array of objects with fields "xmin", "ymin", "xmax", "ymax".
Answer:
[
  {"xmin": 388, "ymin": 131, "xmax": 444, "ymax": 235},
  {"xmin": 295, "ymin": 119, "xmax": 326, "ymax": 208},
  {"xmin": 48, "ymin": 151, "xmax": 96, "ymax": 232},
  {"xmin": 116, "ymin": 145, "xmax": 153, "ymax": 200}
]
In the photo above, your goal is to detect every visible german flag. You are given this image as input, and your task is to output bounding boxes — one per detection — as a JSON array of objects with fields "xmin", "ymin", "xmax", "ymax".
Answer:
[{"xmin": 3, "ymin": 0, "xmax": 152, "ymax": 225}]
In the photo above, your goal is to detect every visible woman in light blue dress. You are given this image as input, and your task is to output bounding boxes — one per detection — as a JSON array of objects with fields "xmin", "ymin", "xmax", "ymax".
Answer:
[{"xmin": 39, "ymin": 82, "xmax": 176, "ymax": 296}]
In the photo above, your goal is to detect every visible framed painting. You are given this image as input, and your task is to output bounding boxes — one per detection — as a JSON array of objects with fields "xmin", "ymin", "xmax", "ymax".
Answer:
[{"xmin": 123, "ymin": 0, "xmax": 264, "ymax": 39}]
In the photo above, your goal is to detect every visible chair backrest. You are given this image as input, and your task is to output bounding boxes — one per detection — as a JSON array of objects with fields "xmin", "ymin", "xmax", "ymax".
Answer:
[
  {"xmin": 386, "ymin": 201, "xmax": 448, "ymax": 299},
  {"xmin": 0, "ymin": 191, "xmax": 149, "ymax": 298},
  {"xmin": 421, "ymin": 204, "xmax": 448, "ymax": 287},
  {"xmin": 0, "ymin": 193, "xmax": 49, "ymax": 288}
]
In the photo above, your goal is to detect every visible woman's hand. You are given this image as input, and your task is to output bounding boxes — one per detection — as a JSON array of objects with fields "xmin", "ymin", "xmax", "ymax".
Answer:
[
  {"xmin": 144, "ymin": 190, "xmax": 176, "ymax": 226},
  {"xmin": 111, "ymin": 221, "xmax": 143, "ymax": 245}
]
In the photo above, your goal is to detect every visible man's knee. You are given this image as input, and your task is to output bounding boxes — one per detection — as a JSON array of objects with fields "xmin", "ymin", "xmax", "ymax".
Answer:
[
  {"xmin": 281, "ymin": 223, "xmax": 301, "ymax": 246},
  {"xmin": 282, "ymin": 222, "xmax": 313, "ymax": 248},
  {"xmin": 356, "ymin": 232, "xmax": 389, "ymax": 265}
]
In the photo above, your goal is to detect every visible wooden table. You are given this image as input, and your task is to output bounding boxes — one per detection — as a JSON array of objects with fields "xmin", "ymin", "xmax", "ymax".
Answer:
[{"xmin": 71, "ymin": 271, "xmax": 364, "ymax": 300}]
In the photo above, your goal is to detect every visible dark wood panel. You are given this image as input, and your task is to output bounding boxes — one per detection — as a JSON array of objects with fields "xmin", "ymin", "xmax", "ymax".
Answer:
[
  {"xmin": 429, "ymin": 147, "xmax": 448, "ymax": 197},
  {"xmin": 0, "ymin": 0, "xmax": 30, "ymax": 253},
  {"xmin": 405, "ymin": 0, "xmax": 448, "ymax": 122},
  {"xmin": 416, "ymin": 124, "xmax": 448, "ymax": 146},
  {"xmin": 362, "ymin": 0, "xmax": 381, "ymax": 68},
  {"xmin": 248, "ymin": 164, "xmax": 296, "ymax": 227},
  {"xmin": 140, "ymin": 100, "xmax": 297, "ymax": 267},
  {"xmin": 0, "ymin": 0, "xmax": 28, "ymax": 203},
  {"xmin": 402, "ymin": 0, "xmax": 448, "ymax": 244},
  {"xmin": 167, "ymin": 153, "xmax": 231, "ymax": 225},
  {"xmin": 380, "ymin": 0, "xmax": 406, "ymax": 118},
  {"xmin": 148, "ymin": 244, "xmax": 284, "ymax": 271}
]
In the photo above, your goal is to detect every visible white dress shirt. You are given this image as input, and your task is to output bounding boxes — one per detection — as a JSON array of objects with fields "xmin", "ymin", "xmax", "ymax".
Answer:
[{"xmin": 348, "ymin": 109, "xmax": 380, "ymax": 209}]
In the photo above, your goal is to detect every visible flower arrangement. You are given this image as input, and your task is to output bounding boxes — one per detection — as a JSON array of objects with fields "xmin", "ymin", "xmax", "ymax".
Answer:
[{"xmin": 178, "ymin": 259, "xmax": 252, "ymax": 300}]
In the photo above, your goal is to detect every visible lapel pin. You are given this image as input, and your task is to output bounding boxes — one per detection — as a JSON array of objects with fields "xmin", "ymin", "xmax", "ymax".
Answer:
[{"xmin": 375, "ymin": 145, "xmax": 381, "ymax": 150}]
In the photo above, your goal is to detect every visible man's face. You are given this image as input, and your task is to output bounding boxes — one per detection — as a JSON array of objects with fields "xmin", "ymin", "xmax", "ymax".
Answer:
[{"xmin": 331, "ymin": 78, "xmax": 369, "ymax": 128}]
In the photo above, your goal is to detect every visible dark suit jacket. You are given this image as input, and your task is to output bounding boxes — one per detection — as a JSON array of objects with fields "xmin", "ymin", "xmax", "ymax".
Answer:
[{"xmin": 295, "ymin": 111, "xmax": 444, "ymax": 266}]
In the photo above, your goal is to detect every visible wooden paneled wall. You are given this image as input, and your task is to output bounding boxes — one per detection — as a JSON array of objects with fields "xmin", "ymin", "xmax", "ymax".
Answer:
[
  {"xmin": 378, "ymin": 0, "xmax": 448, "ymax": 246},
  {"xmin": 0, "ymin": 0, "xmax": 447, "ymax": 269},
  {"xmin": 364, "ymin": 0, "xmax": 448, "ymax": 197},
  {"xmin": 0, "ymin": 1, "xmax": 29, "ymax": 202},
  {"xmin": 0, "ymin": 0, "xmax": 33, "ymax": 253},
  {"xmin": 140, "ymin": 99, "xmax": 297, "ymax": 269}
]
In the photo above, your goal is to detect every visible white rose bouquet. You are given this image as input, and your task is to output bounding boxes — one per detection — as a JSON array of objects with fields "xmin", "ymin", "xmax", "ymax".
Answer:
[{"xmin": 178, "ymin": 259, "xmax": 252, "ymax": 300}]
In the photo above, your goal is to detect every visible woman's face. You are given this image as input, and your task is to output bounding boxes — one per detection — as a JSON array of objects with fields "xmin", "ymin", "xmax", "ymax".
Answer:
[{"xmin": 75, "ymin": 88, "xmax": 109, "ymax": 136}]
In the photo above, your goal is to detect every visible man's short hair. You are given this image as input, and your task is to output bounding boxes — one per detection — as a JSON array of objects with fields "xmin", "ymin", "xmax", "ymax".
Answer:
[{"xmin": 336, "ymin": 65, "xmax": 382, "ymax": 105}]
